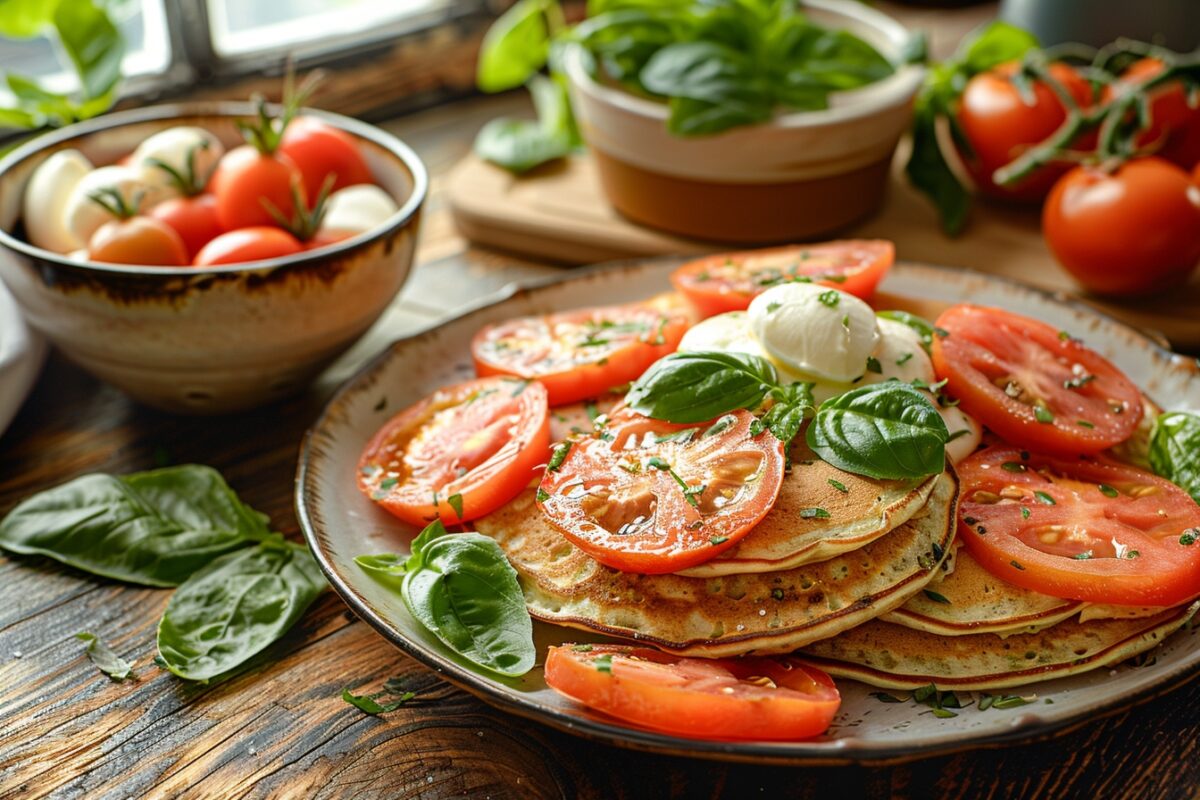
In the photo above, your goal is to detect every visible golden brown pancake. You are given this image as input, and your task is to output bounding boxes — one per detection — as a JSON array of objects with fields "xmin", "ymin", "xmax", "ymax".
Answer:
[
  {"xmin": 475, "ymin": 471, "xmax": 958, "ymax": 657},
  {"xmin": 801, "ymin": 602, "xmax": 1197, "ymax": 691}
]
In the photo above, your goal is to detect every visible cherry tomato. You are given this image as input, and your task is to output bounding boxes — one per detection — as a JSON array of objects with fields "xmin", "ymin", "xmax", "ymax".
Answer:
[
  {"xmin": 1104, "ymin": 59, "xmax": 1200, "ymax": 170},
  {"xmin": 1042, "ymin": 157, "xmax": 1200, "ymax": 295},
  {"xmin": 149, "ymin": 193, "xmax": 223, "ymax": 259},
  {"xmin": 537, "ymin": 407, "xmax": 785, "ymax": 574},
  {"xmin": 472, "ymin": 302, "xmax": 690, "ymax": 406},
  {"xmin": 358, "ymin": 377, "xmax": 551, "ymax": 526},
  {"xmin": 931, "ymin": 305, "xmax": 1143, "ymax": 456},
  {"xmin": 279, "ymin": 117, "xmax": 373, "ymax": 200},
  {"xmin": 955, "ymin": 62, "xmax": 1094, "ymax": 202},
  {"xmin": 670, "ymin": 240, "xmax": 893, "ymax": 318},
  {"xmin": 88, "ymin": 216, "xmax": 188, "ymax": 267},
  {"xmin": 544, "ymin": 645, "xmax": 840, "ymax": 741},
  {"xmin": 193, "ymin": 227, "xmax": 303, "ymax": 266},
  {"xmin": 303, "ymin": 229, "xmax": 355, "ymax": 250},
  {"xmin": 957, "ymin": 445, "xmax": 1200, "ymax": 607},
  {"xmin": 211, "ymin": 145, "xmax": 305, "ymax": 230}
]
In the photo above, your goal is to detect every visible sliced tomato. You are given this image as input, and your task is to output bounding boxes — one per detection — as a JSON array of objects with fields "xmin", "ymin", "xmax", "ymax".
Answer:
[
  {"xmin": 957, "ymin": 445, "xmax": 1200, "ymax": 607},
  {"xmin": 931, "ymin": 305, "xmax": 1142, "ymax": 456},
  {"xmin": 472, "ymin": 302, "xmax": 690, "ymax": 406},
  {"xmin": 670, "ymin": 240, "xmax": 893, "ymax": 318},
  {"xmin": 358, "ymin": 377, "xmax": 551, "ymax": 526},
  {"xmin": 544, "ymin": 645, "xmax": 840, "ymax": 741},
  {"xmin": 537, "ymin": 408, "xmax": 784, "ymax": 574}
]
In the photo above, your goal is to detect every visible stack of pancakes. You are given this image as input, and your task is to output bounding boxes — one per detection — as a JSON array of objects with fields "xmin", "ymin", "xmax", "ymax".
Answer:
[{"xmin": 476, "ymin": 407, "xmax": 1196, "ymax": 690}]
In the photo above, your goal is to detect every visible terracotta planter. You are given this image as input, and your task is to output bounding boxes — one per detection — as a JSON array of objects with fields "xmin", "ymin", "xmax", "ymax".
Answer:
[{"xmin": 563, "ymin": 0, "xmax": 924, "ymax": 243}]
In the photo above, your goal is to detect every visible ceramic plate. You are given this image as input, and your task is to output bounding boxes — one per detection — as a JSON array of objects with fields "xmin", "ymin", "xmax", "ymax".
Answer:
[
  {"xmin": 0, "ymin": 278, "xmax": 45, "ymax": 439},
  {"xmin": 296, "ymin": 258, "xmax": 1200, "ymax": 765}
]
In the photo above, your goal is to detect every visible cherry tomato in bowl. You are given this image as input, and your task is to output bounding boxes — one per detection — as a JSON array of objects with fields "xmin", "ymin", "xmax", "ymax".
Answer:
[
  {"xmin": 149, "ymin": 193, "xmax": 223, "ymax": 259},
  {"xmin": 955, "ymin": 61, "xmax": 1094, "ymax": 202},
  {"xmin": 358, "ymin": 376, "xmax": 551, "ymax": 526},
  {"xmin": 472, "ymin": 301, "xmax": 690, "ymax": 406},
  {"xmin": 1042, "ymin": 157, "xmax": 1200, "ymax": 295},
  {"xmin": 280, "ymin": 116, "xmax": 373, "ymax": 200},
  {"xmin": 931, "ymin": 304, "xmax": 1143, "ymax": 456},
  {"xmin": 670, "ymin": 240, "xmax": 893, "ymax": 318},
  {"xmin": 88, "ymin": 216, "xmax": 189, "ymax": 266},
  {"xmin": 957, "ymin": 445, "xmax": 1200, "ymax": 607},
  {"xmin": 193, "ymin": 226, "xmax": 303, "ymax": 266},
  {"xmin": 544, "ymin": 645, "xmax": 841, "ymax": 741},
  {"xmin": 211, "ymin": 145, "xmax": 305, "ymax": 231}
]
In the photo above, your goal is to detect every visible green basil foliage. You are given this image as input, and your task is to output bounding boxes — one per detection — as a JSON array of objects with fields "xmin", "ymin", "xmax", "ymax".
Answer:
[
  {"xmin": 474, "ymin": 0, "xmax": 897, "ymax": 171},
  {"xmin": 357, "ymin": 521, "xmax": 535, "ymax": 678},
  {"xmin": 1149, "ymin": 411, "xmax": 1200, "ymax": 505},
  {"xmin": 342, "ymin": 677, "xmax": 415, "ymax": 715},
  {"xmin": 156, "ymin": 538, "xmax": 326, "ymax": 682},
  {"xmin": 877, "ymin": 310, "xmax": 937, "ymax": 354},
  {"xmin": 626, "ymin": 350, "xmax": 781, "ymax": 424},
  {"xmin": 75, "ymin": 631, "xmax": 133, "ymax": 681},
  {"xmin": 474, "ymin": 74, "xmax": 581, "ymax": 173},
  {"xmin": 807, "ymin": 382, "xmax": 949, "ymax": 480},
  {"xmin": 0, "ymin": 465, "xmax": 272, "ymax": 586},
  {"xmin": 905, "ymin": 22, "xmax": 1039, "ymax": 235},
  {"xmin": 0, "ymin": 0, "xmax": 124, "ymax": 130}
]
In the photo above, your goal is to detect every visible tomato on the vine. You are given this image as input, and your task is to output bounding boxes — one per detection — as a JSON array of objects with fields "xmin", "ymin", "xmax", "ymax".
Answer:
[
  {"xmin": 279, "ymin": 116, "xmax": 373, "ymax": 200},
  {"xmin": 1105, "ymin": 58, "xmax": 1200, "ymax": 170},
  {"xmin": 955, "ymin": 61, "xmax": 1094, "ymax": 202},
  {"xmin": 1042, "ymin": 157, "xmax": 1200, "ymax": 295}
]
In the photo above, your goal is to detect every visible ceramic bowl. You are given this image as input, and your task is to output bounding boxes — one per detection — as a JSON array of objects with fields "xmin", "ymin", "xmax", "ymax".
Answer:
[
  {"xmin": 0, "ymin": 277, "xmax": 46, "ymax": 437},
  {"xmin": 0, "ymin": 102, "xmax": 426, "ymax": 414},
  {"xmin": 562, "ymin": 0, "xmax": 924, "ymax": 244}
]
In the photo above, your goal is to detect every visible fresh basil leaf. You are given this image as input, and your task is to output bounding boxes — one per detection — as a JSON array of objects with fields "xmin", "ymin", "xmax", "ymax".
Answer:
[
  {"xmin": 905, "ymin": 99, "xmax": 970, "ymax": 236},
  {"xmin": 877, "ymin": 310, "xmax": 937, "ymax": 354},
  {"xmin": 476, "ymin": 0, "xmax": 551, "ymax": 93},
  {"xmin": 806, "ymin": 383, "xmax": 949, "ymax": 480},
  {"xmin": 1149, "ymin": 412, "xmax": 1200, "ymax": 505},
  {"xmin": 626, "ymin": 350, "xmax": 779, "ymax": 424},
  {"xmin": 474, "ymin": 74, "xmax": 576, "ymax": 173},
  {"xmin": 960, "ymin": 21, "xmax": 1038, "ymax": 73},
  {"xmin": 395, "ymin": 526, "xmax": 534, "ymax": 677},
  {"xmin": 75, "ymin": 631, "xmax": 133, "ymax": 681},
  {"xmin": 0, "ymin": 0, "xmax": 55, "ymax": 37},
  {"xmin": 0, "ymin": 466, "xmax": 271, "ymax": 587},
  {"xmin": 354, "ymin": 553, "xmax": 407, "ymax": 591},
  {"xmin": 54, "ymin": 0, "xmax": 124, "ymax": 100},
  {"xmin": 640, "ymin": 41, "xmax": 774, "ymax": 136},
  {"xmin": 156, "ymin": 538, "xmax": 326, "ymax": 682},
  {"xmin": 342, "ymin": 685, "xmax": 414, "ymax": 715}
]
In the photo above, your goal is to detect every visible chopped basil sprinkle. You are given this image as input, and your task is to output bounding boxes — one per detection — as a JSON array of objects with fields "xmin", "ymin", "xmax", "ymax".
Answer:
[{"xmin": 799, "ymin": 507, "xmax": 831, "ymax": 519}]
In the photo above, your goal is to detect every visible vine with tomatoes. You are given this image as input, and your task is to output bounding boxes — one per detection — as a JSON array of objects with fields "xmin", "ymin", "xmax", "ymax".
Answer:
[{"xmin": 908, "ymin": 23, "xmax": 1200, "ymax": 296}]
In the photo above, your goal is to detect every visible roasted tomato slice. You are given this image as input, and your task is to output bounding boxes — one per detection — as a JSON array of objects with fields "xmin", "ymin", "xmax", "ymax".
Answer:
[
  {"xmin": 544, "ymin": 645, "xmax": 840, "ymax": 741},
  {"xmin": 358, "ymin": 377, "xmax": 550, "ymax": 526},
  {"xmin": 537, "ymin": 408, "xmax": 785, "ymax": 574},
  {"xmin": 932, "ymin": 305, "xmax": 1142, "ymax": 456},
  {"xmin": 670, "ymin": 240, "xmax": 893, "ymax": 318},
  {"xmin": 472, "ymin": 301, "xmax": 690, "ymax": 406},
  {"xmin": 957, "ymin": 445, "xmax": 1200, "ymax": 607}
]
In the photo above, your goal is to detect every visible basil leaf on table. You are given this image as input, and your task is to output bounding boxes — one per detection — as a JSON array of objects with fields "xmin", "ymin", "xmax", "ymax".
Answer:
[
  {"xmin": 156, "ymin": 538, "xmax": 326, "ymax": 682},
  {"xmin": 75, "ymin": 631, "xmax": 133, "ymax": 681},
  {"xmin": 806, "ymin": 382, "xmax": 950, "ymax": 480},
  {"xmin": 626, "ymin": 351, "xmax": 779, "ymax": 424},
  {"xmin": 474, "ymin": 74, "xmax": 577, "ymax": 173},
  {"xmin": 358, "ymin": 521, "xmax": 535, "ymax": 678},
  {"xmin": 0, "ymin": 465, "xmax": 271, "ymax": 586},
  {"xmin": 1149, "ymin": 411, "xmax": 1200, "ymax": 504}
]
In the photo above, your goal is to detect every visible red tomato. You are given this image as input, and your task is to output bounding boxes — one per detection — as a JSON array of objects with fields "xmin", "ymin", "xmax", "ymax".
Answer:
[
  {"xmin": 358, "ymin": 377, "xmax": 551, "ymax": 526},
  {"xmin": 1104, "ymin": 59, "xmax": 1200, "ymax": 170},
  {"xmin": 472, "ymin": 302, "xmax": 691, "ymax": 406},
  {"xmin": 303, "ymin": 229, "xmax": 356, "ymax": 250},
  {"xmin": 193, "ymin": 227, "xmax": 303, "ymax": 266},
  {"xmin": 537, "ymin": 407, "xmax": 785, "ymax": 574},
  {"xmin": 544, "ymin": 645, "xmax": 840, "ymax": 741},
  {"xmin": 670, "ymin": 241, "xmax": 893, "ymax": 318},
  {"xmin": 211, "ymin": 145, "xmax": 305, "ymax": 230},
  {"xmin": 88, "ymin": 217, "xmax": 188, "ymax": 267},
  {"xmin": 955, "ymin": 62, "xmax": 1094, "ymax": 202},
  {"xmin": 279, "ymin": 117, "xmax": 373, "ymax": 200},
  {"xmin": 149, "ymin": 193, "xmax": 223, "ymax": 259},
  {"xmin": 931, "ymin": 305, "xmax": 1143, "ymax": 456},
  {"xmin": 957, "ymin": 445, "xmax": 1200, "ymax": 607},
  {"xmin": 1042, "ymin": 157, "xmax": 1200, "ymax": 295}
]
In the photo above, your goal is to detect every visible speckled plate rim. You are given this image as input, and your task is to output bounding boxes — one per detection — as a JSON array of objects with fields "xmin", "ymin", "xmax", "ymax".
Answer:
[{"xmin": 296, "ymin": 257, "xmax": 1200, "ymax": 766}]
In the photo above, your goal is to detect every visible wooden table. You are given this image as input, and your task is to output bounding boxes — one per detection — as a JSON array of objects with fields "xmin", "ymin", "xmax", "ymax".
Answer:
[{"xmin": 5, "ymin": 10, "xmax": 1200, "ymax": 799}]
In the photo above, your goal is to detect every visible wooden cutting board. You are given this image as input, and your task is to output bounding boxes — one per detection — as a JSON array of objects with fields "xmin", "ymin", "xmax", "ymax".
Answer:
[{"xmin": 447, "ymin": 147, "xmax": 1200, "ymax": 352}]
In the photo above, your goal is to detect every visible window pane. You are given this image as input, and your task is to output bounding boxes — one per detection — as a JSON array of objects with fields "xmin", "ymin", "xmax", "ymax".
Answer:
[{"xmin": 209, "ymin": 0, "xmax": 451, "ymax": 57}]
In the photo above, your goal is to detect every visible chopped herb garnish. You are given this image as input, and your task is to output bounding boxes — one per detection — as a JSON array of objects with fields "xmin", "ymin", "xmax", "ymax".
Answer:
[
  {"xmin": 379, "ymin": 477, "xmax": 398, "ymax": 491},
  {"xmin": 1077, "ymin": 420, "xmax": 1095, "ymax": 429},
  {"xmin": 865, "ymin": 356, "xmax": 882, "ymax": 374},
  {"xmin": 572, "ymin": 644, "xmax": 593, "ymax": 652},
  {"xmin": 1098, "ymin": 484, "xmax": 1119, "ymax": 498},
  {"xmin": 841, "ymin": 314, "xmax": 850, "ymax": 330},
  {"xmin": 991, "ymin": 695, "xmax": 1033, "ymax": 710},
  {"xmin": 585, "ymin": 402, "xmax": 600, "ymax": 424},
  {"xmin": 1181, "ymin": 530, "xmax": 1198, "ymax": 546},
  {"xmin": 828, "ymin": 478, "xmax": 849, "ymax": 493},
  {"xmin": 703, "ymin": 414, "xmax": 737, "ymax": 438},
  {"xmin": 342, "ymin": 682, "xmax": 415, "ymax": 715},
  {"xmin": 947, "ymin": 429, "xmax": 971, "ymax": 442},
  {"xmin": 1010, "ymin": 559, "xmax": 1026, "ymax": 570},
  {"xmin": 933, "ymin": 327, "xmax": 949, "ymax": 338},
  {"xmin": 767, "ymin": 301, "xmax": 781, "ymax": 313},
  {"xmin": 446, "ymin": 493, "xmax": 464, "ymax": 519},
  {"xmin": 896, "ymin": 352, "xmax": 913, "ymax": 366},
  {"xmin": 1021, "ymin": 506, "xmax": 1031, "ymax": 519},
  {"xmin": 771, "ymin": 588, "xmax": 785, "ymax": 600},
  {"xmin": 710, "ymin": 536, "xmax": 729, "ymax": 545},
  {"xmin": 1034, "ymin": 491, "xmax": 1056, "ymax": 505},
  {"xmin": 818, "ymin": 290, "xmax": 840, "ymax": 308},
  {"xmin": 509, "ymin": 379, "xmax": 531, "ymax": 397},
  {"xmin": 1001, "ymin": 461, "xmax": 1026, "ymax": 473},
  {"xmin": 923, "ymin": 589, "xmax": 951, "ymax": 605},
  {"xmin": 536, "ymin": 488, "xmax": 550, "ymax": 503},
  {"xmin": 799, "ymin": 507, "xmax": 830, "ymax": 519},
  {"xmin": 1063, "ymin": 374, "xmax": 1095, "ymax": 390},
  {"xmin": 647, "ymin": 457, "xmax": 704, "ymax": 508},
  {"xmin": 1034, "ymin": 406, "xmax": 1054, "ymax": 424},
  {"xmin": 1073, "ymin": 551, "xmax": 1093, "ymax": 560},
  {"xmin": 593, "ymin": 654, "xmax": 613, "ymax": 673},
  {"xmin": 547, "ymin": 442, "xmax": 572, "ymax": 472},
  {"xmin": 1058, "ymin": 330, "xmax": 1072, "ymax": 341},
  {"xmin": 870, "ymin": 692, "xmax": 906, "ymax": 704},
  {"xmin": 1126, "ymin": 550, "xmax": 1141, "ymax": 559}
]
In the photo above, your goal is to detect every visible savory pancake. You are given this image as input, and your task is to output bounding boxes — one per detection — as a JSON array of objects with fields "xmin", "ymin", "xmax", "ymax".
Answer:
[
  {"xmin": 802, "ymin": 601, "xmax": 1197, "ymax": 691},
  {"xmin": 475, "ymin": 471, "xmax": 958, "ymax": 657}
]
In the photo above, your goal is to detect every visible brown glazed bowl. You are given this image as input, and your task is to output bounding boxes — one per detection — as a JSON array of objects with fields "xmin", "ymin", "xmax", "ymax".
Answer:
[
  {"xmin": 0, "ymin": 102, "xmax": 426, "ymax": 414},
  {"xmin": 562, "ymin": 0, "xmax": 923, "ymax": 244}
]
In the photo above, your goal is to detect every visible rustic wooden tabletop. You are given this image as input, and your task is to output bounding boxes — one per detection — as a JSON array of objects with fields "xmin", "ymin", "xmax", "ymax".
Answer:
[{"xmin": 4, "ymin": 6, "xmax": 1200, "ymax": 797}]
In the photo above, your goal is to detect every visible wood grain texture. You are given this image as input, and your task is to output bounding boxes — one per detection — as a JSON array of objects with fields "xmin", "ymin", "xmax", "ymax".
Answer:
[{"xmin": 5, "ymin": 34, "xmax": 1200, "ymax": 799}]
